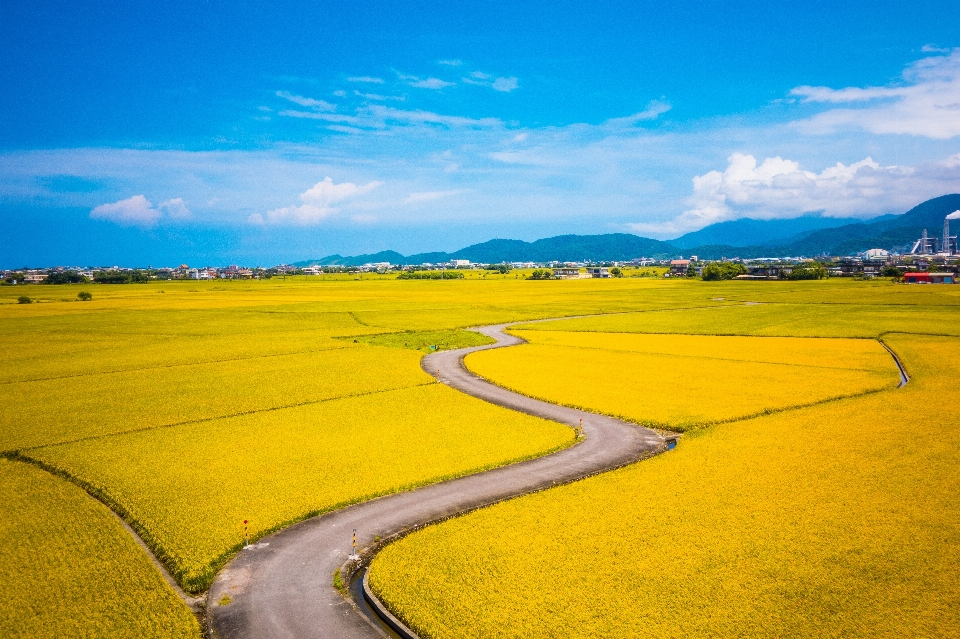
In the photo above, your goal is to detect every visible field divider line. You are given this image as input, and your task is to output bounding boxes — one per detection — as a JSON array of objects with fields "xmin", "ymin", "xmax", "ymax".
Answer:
[
  {"xmin": 13, "ymin": 382, "xmax": 436, "ymax": 453},
  {"xmin": 0, "ymin": 343, "xmax": 355, "ymax": 386}
]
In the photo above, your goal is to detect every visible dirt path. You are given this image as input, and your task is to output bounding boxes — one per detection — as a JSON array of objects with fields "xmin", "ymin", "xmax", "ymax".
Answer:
[{"xmin": 207, "ymin": 322, "xmax": 666, "ymax": 639}]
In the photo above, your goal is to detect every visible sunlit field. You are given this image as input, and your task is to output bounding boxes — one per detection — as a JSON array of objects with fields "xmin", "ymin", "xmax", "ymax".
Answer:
[
  {"xmin": 0, "ymin": 459, "xmax": 198, "ymax": 639},
  {"xmin": 466, "ymin": 331, "xmax": 899, "ymax": 430},
  {"xmin": 2, "ymin": 276, "xmax": 958, "ymax": 637},
  {"xmin": 371, "ymin": 332, "xmax": 960, "ymax": 639}
]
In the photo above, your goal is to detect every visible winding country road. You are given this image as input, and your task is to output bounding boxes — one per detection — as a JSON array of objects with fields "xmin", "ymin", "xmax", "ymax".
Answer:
[{"xmin": 208, "ymin": 322, "xmax": 666, "ymax": 639}]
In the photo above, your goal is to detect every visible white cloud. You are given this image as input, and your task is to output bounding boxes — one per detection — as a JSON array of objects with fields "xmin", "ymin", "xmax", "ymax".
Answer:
[
  {"xmin": 90, "ymin": 195, "xmax": 161, "ymax": 227},
  {"xmin": 347, "ymin": 76, "xmax": 384, "ymax": 84},
  {"xmin": 922, "ymin": 44, "xmax": 951, "ymax": 53},
  {"xmin": 278, "ymin": 110, "xmax": 367, "ymax": 126},
  {"xmin": 333, "ymin": 90, "xmax": 347, "ymax": 97},
  {"xmin": 404, "ymin": 189, "xmax": 470, "ymax": 204},
  {"xmin": 276, "ymin": 91, "xmax": 335, "ymax": 111},
  {"xmin": 90, "ymin": 195, "xmax": 191, "ymax": 227},
  {"xmin": 369, "ymin": 106, "xmax": 501, "ymax": 128},
  {"xmin": 604, "ymin": 100, "xmax": 671, "ymax": 127},
  {"xmin": 407, "ymin": 77, "xmax": 455, "ymax": 90},
  {"xmin": 159, "ymin": 197, "xmax": 191, "ymax": 220},
  {"xmin": 791, "ymin": 50, "xmax": 960, "ymax": 139},
  {"xmin": 258, "ymin": 177, "xmax": 383, "ymax": 226},
  {"xmin": 354, "ymin": 90, "xmax": 405, "ymax": 102},
  {"xmin": 630, "ymin": 152, "xmax": 960, "ymax": 236},
  {"xmin": 462, "ymin": 72, "xmax": 520, "ymax": 92},
  {"xmin": 438, "ymin": 59, "xmax": 462, "ymax": 67},
  {"xmin": 492, "ymin": 77, "xmax": 519, "ymax": 92}
]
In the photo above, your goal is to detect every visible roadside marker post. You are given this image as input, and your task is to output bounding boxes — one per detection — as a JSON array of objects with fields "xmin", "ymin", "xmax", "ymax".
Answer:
[
  {"xmin": 349, "ymin": 529, "xmax": 360, "ymax": 561},
  {"xmin": 244, "ymin": 520, "xmax": 249, "ymax": 547}
]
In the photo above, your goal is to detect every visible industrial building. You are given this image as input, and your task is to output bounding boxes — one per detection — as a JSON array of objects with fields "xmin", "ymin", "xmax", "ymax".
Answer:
[{"xmin": 910, "ymin": 211, "xmax": 959, "ymax": 255}]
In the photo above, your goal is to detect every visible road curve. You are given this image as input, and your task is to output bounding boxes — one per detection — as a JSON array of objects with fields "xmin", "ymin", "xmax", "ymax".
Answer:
[{"xmin": 208, "ymin": 322, "xmax": 666, "ymax": 639}]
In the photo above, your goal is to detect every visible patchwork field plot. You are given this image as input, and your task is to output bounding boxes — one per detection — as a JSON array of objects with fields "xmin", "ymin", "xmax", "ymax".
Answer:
[
  {"xmin": 370, "ymin": 334, "xmax": 960, "ymax": 639},
  {"xmin": 466, "ymin": 331, "xmax": 899, "ymax": 430},
  {"xmin": 2, "ymin": 344, "xmax": 433, "ymax": 450},
  {"xmin": 0, "ymin": 459, "xmax": 198, "ymax": 638},
  {"xmin": 26, "ymin": 383, "xmax": 573, "ymax": 592}
]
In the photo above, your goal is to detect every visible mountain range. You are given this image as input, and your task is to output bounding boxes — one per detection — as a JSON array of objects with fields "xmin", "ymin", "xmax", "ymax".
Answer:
[{"xmin": 295, "ymin": 194, "xmax": 960, "ymax": 266}]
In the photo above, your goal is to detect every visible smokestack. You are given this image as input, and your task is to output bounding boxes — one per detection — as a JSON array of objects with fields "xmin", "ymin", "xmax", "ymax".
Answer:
[{"xmin": 946, "ymin": 217, "xmax": 950, "ymax": 255}]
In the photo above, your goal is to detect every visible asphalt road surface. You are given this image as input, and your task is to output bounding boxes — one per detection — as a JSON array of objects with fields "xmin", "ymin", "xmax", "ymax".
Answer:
[{"xmin": 208, "ymin": 322, "xmax": 666, "ymax": 639}]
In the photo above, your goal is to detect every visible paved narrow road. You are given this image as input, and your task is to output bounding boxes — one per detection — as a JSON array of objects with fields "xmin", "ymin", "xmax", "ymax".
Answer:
[{"xmin": 208, "ymin": 322, "xmax": 665, "ymax": 639}]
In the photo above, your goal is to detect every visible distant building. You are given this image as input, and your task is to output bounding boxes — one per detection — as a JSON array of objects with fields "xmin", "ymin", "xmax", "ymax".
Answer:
[
  {"xmin": 864, "ymin": 248, "xmax": 889, "ymax": 260},
  {"xmin": 669, "ymin": 260, "xmax": 690, "ymax": 276},
  {"xmin": 587, "ymin": 267, "xmax": 610, "ymax": 278},
  {"xmin": 904, "ymin": 272, "xmax": 955, "ymax": 284},
  {"xmin": 23, "ymin": 273, "xmax": 47, "ymax": 283},
  {"xmin": 552, "ymin": 267, "xmax": 581, "ymax": 279},
  {"xmin": 451, "ymin": 260, "xmax": 471, "ymax": 268}
]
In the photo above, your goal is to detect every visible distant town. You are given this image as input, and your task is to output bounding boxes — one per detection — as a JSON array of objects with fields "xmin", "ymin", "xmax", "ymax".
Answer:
[{"xmin": 4, "ymin": 219, "xmax": 959, "ymax": 285}]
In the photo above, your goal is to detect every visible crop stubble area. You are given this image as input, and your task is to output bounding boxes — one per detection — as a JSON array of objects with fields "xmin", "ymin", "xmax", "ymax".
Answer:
[{"xmin": 1, "ymin": 277, "xmax": 959, "ymax": 637}]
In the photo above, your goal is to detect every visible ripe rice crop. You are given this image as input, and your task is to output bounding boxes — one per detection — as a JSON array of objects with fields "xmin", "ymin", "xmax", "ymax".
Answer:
[
  {"xmin": 27, "ymin": 383, "xmax": 573, "ymax": 593},
  {"xmin": 1, "ymin": 343, "xmax": 432, "ymax": 450},
  {"xmin": 370, "ymin": 334, "xmax": 960, "ymax": 639},
  {"xmin": 465, "ymin": 331, "xmax": 899, "ymax": 430},
  {"xmin": 0, "ymin": 459, "xmax": 197, "ymax": 638}
]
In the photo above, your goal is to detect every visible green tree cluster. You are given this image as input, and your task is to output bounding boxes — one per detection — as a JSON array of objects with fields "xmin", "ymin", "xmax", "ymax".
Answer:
[
  {"xmin": 44, "ymin": 271, "xmax": 89, "ymax": 285},
  {"xmin": 701, "ymin": 262, "xmax": 746, "ymax": 281},
  {"xmin": 787, "ymin": 263, "xmax": 828, "ymax": 280},
  {"xmin": 528, "ymin": 269, "xmax": 553, "ymax": 280}
]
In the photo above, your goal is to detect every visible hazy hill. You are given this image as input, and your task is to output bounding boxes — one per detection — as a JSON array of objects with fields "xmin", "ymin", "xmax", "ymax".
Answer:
[
  {"xmin": 669, "ymin": 215, "xmax": 876, "ymax": 249},
  {"xmin": 292, "ymin": 194, "xmax": 960, "ymax": 265}
]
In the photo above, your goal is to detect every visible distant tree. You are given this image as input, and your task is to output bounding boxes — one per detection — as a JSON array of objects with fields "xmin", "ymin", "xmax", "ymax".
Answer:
[
  {"xmin": 701, "ymin": 263, "xmax": 746, "ymax": 281},
  {"xmin": 94, "ymin": 271, "xmax": 130, "ymax": 284},
  {"xmin": 881, "ymin": 265, "xmax": 901, "ymax": 278},
  {"xmin": 610, "ymin": 267, "xmax": 622, "ymax": 277},
  {"xmin": 45, "ymin": 271, "xmax": 88, "ymax": 285},
  {"xmin": 487, "ymin": 264, "xmax": 511, "ymax": 274},
  {"xmin": 17, "ymin": 296, "xmax": 31, "ymax": 304},
  {"xmin": 528, "ymin": 269, "xmax": 553, "ymax": 280},
  {"xmin": 787, "ymin": 263, "xmax": 828, "ymax": 280},
  {"xmin": 77, "ymin": 291, "xmax": 92, "ymax": 301}
]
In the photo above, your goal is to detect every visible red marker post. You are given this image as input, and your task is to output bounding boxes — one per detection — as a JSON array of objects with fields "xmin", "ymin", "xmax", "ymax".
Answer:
[{"xmin": 244, "ymin": 519, "xmax": 249, "ymax": 547}]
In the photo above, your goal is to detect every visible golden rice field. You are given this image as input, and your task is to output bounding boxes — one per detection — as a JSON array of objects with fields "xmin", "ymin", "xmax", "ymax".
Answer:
[
  {"xmin": 25, "ymin": 383, "xmax": 572, "ymax": 592},
  {"xmin": 370, "ymin": 333, "xmax": 960, "ymax": 639},
  {"xmin": 466, "ymin": 331, "xmax": 899, "ymax": 430},
  {"xmin": 2, "ymin": 276, "xmax": 959, "ymax": 636},
  {"xmin": 0, "ymin": 459, "xmax": 198, "ymax": 638}
]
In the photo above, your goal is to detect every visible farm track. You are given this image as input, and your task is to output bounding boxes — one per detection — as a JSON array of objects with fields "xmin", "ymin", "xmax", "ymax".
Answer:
[{"xmin": 206, "ymin": 321, "xmax": 667, "ymax": 639}]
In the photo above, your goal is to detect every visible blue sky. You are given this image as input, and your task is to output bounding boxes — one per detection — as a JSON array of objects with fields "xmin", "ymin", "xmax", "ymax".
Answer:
[{"xmin": 2, "ymin": 0, "xmax": 960, "ymax": 266}]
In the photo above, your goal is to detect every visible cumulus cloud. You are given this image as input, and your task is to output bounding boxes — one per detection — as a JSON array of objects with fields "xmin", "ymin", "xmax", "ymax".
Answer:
[
  {"xmin": 438, "ymin": 59, "xmax": 462, "ymax": 67},
  {"xmin": 158, "ymin": 197, "xmax": 191, "ymax": 220},
  {"xmin": 629, "ymin": 152, "xmax": 960, "ymax": 236},
  {"xmin": 791, "ymin": 50, "xmax": 960, "ymax": 139},
  {"xmin": 90, "ymin": 195, "xmax": 160, "ymax": 227},
  {"xmin": 255, "ymin": 177, "xmax": 383, "ymax": 225},
  {"xmin": 404, "ymin": 189, "xmax": 470, "ymax": 204},
  {"xmin": 90, "ymin": 195, "xmax": 191, "ymax": 227},
  {"xmin": 347, "ymin": 76, "xmax": 384, "ymax": 84},
  {"xmin": 276, "ymin": 91, "xmax": 335, "ymax": 111}
]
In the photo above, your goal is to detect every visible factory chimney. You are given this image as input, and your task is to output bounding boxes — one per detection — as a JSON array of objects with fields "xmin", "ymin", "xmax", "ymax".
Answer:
[{"xmin": 947, "ymin": 210, "xmax": 960, "ymax": 255}]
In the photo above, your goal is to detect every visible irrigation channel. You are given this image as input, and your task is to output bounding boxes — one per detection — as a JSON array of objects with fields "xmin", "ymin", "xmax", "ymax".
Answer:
[
  {"xmin": 206, "ymin": 322, "xmax": 912, "ymax": 639},
  {"xmin": 207, "ymin": 321, "xmax": 668, "ymax": 639}
]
